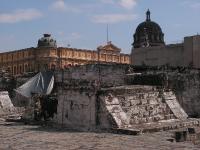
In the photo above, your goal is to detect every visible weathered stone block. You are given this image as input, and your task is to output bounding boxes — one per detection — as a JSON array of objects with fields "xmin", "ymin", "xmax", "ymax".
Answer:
[
  {"xmin": 139, "ymin": 118, "xmax": 147, "ymax": 124},
  {"xmin": 146, "ymin": 105, "xmax": 154, "ymax": 111},
  {"xmin": 148, "ymin": 98, "xmax": 158, "ymax": 105},
  {"xmin": 126, "ymin": 96, "xmax": 137, "ymax": 101},
  {"xmin": 143, "ymin": 111, "xmax": 150, "ymax": 117},
  {"xmin": 130, "ymin": 106, "xmax": 140, "ymax": 115},
  {"xmin": 105, "ymin": 96, "xmax": 120, "ymax": 105},
  {"xmin": 141, "ymin": 99, "xmax": 147, "ymax": 104},
  {"xmin": 146, "ymin": 117, "xmax": 153, "ymax": 122},
  {"xmin": 157, "ymin": 98, "xmax": 162, "ymax": 103},
  {"xmin": 106, "ymin": 106, "xmax": 121, "ymax": 113},
  {"xmin": 124, "ymin": 101, "xmax": 131, "ymax": 107},
  {"xmin": 153, "ymin": 115, "xmax": 162, "ymax": 121},
  {"xmin": 130, "ymin": 100, "xmax": 140, "ymax": 105},
  {"xmin": 164, "ymin": 114, "xmax": 171, "ymax": 120},
  {"xmin": 138, "ymin": 93, "xmax": 144, "ymax": 99},
  {"xmin": 130, "ymin": 116, "xmax": 139, "ymax": 124}
]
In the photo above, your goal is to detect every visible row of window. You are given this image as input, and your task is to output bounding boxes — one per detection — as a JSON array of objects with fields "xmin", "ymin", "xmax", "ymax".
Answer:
[
  {"xmin": 61, "ymin": 50, "xmax": 94, "ymax": 59},
  {"xmin": 60, "ymin": 50, "xmax": 129, "ymax": 62},
  {"xmin": 0, "ymin": 50, "xmax": 34, "ymax": 63},
  {"xmin": 6, "ymin": 63, "xmax": 33, "ymax": 75}
]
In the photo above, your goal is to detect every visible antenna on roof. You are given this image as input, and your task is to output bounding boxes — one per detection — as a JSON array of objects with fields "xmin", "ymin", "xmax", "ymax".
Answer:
[{"xmin": 106, "ymin": 24, "xmax": 109, "ymax": 44}]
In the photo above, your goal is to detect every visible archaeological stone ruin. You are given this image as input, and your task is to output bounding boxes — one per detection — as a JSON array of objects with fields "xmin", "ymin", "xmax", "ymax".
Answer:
[
  {"xmin": 2, "ymin": 64, "xmax": 200, "ymax": 137},
  {"xmin": 43, "ymin": 64, "xmax": 200, "ymax": 133}
]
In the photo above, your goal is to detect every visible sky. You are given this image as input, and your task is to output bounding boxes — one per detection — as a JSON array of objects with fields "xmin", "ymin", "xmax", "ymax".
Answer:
[{"xmin": 0, "ymin": 0, "xmax": 200, "ymax": 54}]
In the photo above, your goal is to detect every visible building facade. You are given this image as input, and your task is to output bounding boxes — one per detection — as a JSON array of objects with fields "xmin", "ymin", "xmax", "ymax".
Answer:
[
  {"xmin": 131, "ymin": 10, "xmax": 200, "ymax": 68},
  {"xmin": 0, "ymin": 34, "xmax": 130, "ymax": 75}
]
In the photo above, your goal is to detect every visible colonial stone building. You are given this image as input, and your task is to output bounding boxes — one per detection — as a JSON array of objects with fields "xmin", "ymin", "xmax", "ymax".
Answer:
[
  {"xmin": 0, "ymin": 34, "xmax": 130, "ymax": 75},
  {"xmin": 131, "ymin": 10, "xmax": 200, "ymax": 68}
]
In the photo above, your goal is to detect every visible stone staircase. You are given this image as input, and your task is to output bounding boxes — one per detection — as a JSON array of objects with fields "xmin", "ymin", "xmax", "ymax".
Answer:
[{"xmin": 98, "ymin": 85, "xmax": 189, "ymax": 130}]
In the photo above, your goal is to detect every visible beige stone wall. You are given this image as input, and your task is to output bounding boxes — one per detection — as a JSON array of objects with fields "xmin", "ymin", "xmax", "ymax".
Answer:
[
  {"xmin": 132, "ymin": 44, "xmax": 184, "ymax": 67},
  {"xmin": 183, "ymin": 35, "xmax": 200, "ymax": 68},
  {"xmin": 131, "ymin": 35, "xmax": 200, "ymax": 68},
  {"xmin": 183, "ymin": 36, "xmax": 193, "ymax": 67},
  {"xmin": 191, "ymin": 36, "xmax": 200, "ymax": 68},
  {"xmin": 54, "ymin": 90, "xmax": 96, "ymax": 129},
  {"xmin": 55, "ymin": 64, "xmax": 127, "ymax": 88}
]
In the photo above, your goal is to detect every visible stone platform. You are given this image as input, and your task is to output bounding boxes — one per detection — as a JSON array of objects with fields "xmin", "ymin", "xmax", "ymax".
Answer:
[
  {"xmin": 111, "ymin": 118, "xmax": 200, "ymax": 135},
  {"xmin": 131, "ymin": 118, "xmax": 200, "ymax": 133}
]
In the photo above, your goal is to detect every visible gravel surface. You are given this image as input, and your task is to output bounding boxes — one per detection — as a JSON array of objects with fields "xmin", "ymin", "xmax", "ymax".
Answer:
[{"xmin": 0, "ymin": 121, "xmax": 200, "ymax": 150}]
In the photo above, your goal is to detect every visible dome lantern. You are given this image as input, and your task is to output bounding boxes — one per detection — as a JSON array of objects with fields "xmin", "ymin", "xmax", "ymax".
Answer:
[
  {"xmin": 37, "ymin": 34, "xmax": 57, "ymax": 48},
  {"xmin": 146, "ymin": 9, "xmax": 151, "ymax": 21}
]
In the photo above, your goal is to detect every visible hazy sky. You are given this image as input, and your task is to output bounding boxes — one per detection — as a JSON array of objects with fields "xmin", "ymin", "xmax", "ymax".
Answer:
[{"xmin": 0, "ymin": 0, "xmax": 200, "ymax": 54}]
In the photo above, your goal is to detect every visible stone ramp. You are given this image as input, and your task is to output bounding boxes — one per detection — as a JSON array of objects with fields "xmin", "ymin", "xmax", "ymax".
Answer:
[{"xmin": 164, "ymin": 91, "xmax": 188, "ymax": 120}]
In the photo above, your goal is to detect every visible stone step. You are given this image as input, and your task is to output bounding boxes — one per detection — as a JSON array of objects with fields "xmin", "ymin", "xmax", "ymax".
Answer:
[{"xmin": 126, "ymin": 119, "xmax": 200, "ymax": 134}]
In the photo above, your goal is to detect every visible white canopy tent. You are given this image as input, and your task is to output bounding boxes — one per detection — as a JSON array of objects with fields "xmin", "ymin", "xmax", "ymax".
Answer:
[{"xmin": 15, "ymin": 71, "xmax": 54, "ymax": 98}]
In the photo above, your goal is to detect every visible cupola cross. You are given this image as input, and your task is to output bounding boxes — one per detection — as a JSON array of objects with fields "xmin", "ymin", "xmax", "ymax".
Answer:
[{"xmin": 146, "ymin": 9, "xmax": 151, "ymax": 21}]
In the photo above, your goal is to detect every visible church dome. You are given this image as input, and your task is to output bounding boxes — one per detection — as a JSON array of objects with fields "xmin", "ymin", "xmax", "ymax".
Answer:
[
  {"xmin": 133, "ymin": 9, "xmax": 165, "ymax": 48},
  {"xmin": 37, "ymin": 34, "xmax": 57, "ymax": 48}
]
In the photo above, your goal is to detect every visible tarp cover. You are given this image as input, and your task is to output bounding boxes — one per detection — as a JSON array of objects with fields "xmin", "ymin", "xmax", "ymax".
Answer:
[{"xmin": 15, "ymin": 71, "xmax": 54, "ymax": 98}]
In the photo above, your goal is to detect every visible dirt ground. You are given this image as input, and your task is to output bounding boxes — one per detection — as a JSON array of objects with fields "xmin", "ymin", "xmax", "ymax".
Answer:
[{"xmin": 0, "ymin": 121, "xmax": 200, "ymax": 150}]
